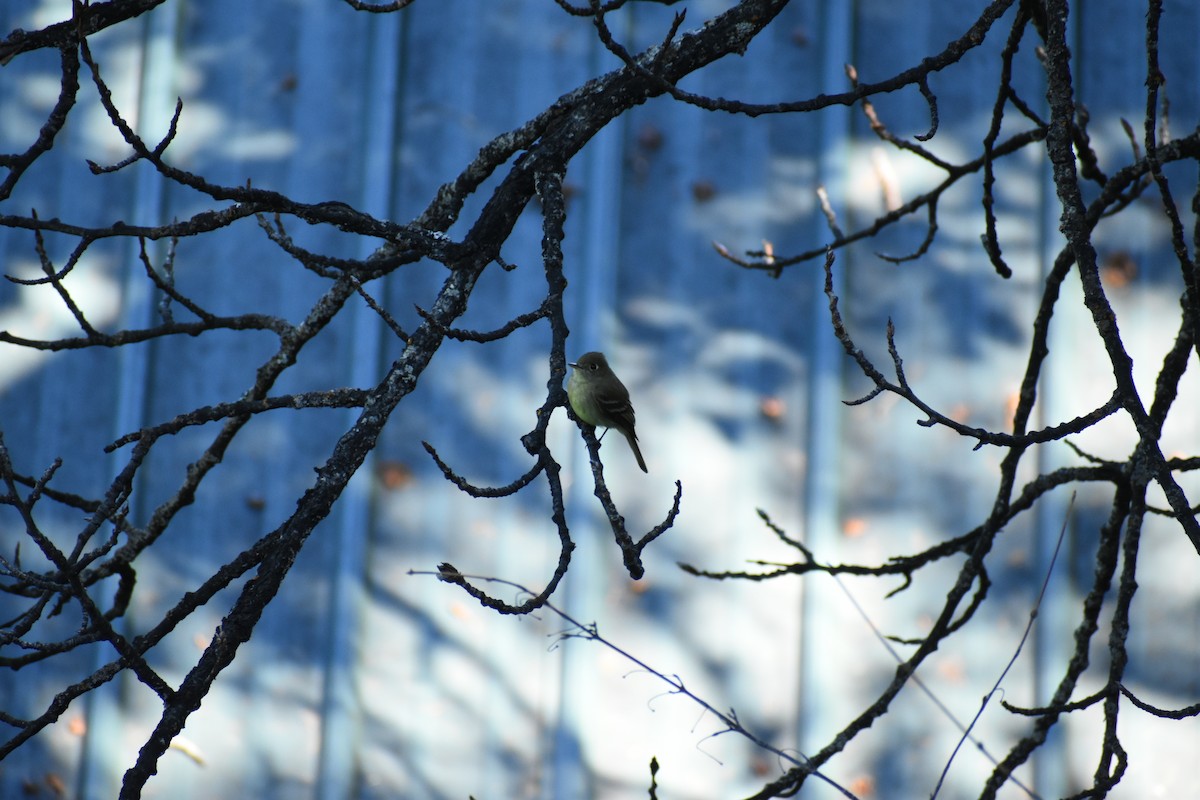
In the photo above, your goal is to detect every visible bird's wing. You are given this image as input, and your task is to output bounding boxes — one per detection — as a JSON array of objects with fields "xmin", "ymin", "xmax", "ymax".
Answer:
[{"xmin": 599, "ymin": 394, "xmax": 636, "ymax": 432}]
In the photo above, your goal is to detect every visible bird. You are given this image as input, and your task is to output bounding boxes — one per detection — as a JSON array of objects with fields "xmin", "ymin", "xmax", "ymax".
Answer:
[{"xmin": 566, "ymin": 351, "xmax": 648, "ymax": 473}]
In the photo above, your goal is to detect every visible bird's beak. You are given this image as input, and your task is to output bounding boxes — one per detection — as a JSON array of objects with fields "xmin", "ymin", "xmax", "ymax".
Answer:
[{"xmin": 568, "ymin": 361, "xmax": 578, "ymax": 368}]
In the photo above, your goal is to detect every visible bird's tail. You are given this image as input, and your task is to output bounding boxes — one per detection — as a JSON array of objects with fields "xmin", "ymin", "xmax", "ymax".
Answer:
[{"xmin": 625, "ymin": 431, "xmax": 648, "ymax": 473}]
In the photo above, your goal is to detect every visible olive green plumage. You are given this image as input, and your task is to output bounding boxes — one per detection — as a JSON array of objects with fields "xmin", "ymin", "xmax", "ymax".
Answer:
[{"xmin": 567, "ymin": 351, "xmax": 648, "ymax": 473}]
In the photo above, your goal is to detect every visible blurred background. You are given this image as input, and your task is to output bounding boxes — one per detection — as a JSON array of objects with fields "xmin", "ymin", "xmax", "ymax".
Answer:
[{"xmin": 1, "ymin": 0, "xmax": 1199, "ymax": 798}]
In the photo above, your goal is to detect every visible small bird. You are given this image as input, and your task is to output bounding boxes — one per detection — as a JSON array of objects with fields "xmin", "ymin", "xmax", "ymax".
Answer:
[{"xmin": 567, "ymin": 351, "xmax": 648, "ymax": 473}]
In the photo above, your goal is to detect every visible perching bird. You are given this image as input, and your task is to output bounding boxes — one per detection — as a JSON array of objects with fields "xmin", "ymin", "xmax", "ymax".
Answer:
[{"xmin": 567, "ymin": 351, "xmax": 648, "ymax": 473}]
